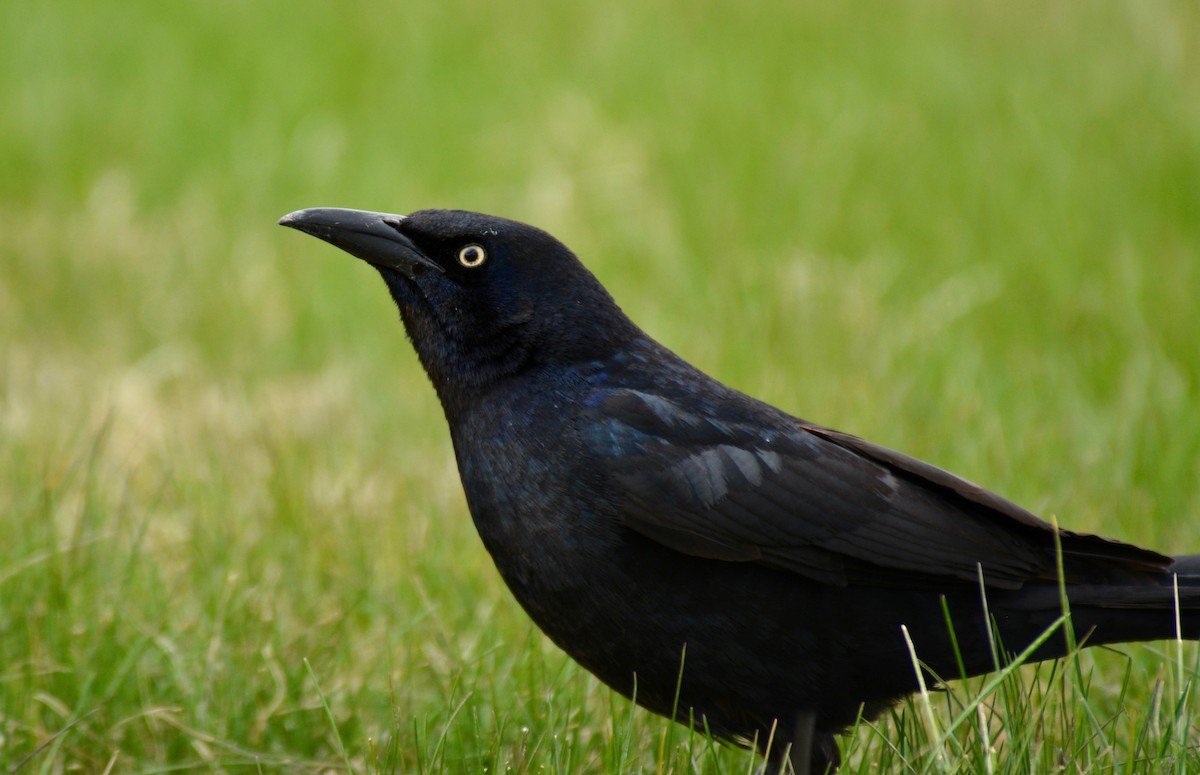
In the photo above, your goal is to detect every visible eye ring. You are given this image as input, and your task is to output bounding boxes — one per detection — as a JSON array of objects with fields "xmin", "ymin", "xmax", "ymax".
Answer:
[{"xmin": 457, "ymin": 244, "xmax": 487, "ymax": 268}]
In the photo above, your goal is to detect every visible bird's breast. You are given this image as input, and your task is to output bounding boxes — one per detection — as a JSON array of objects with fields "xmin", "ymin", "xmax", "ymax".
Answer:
[{"xmin": 449, "ymin": 378, "xmax": 621, "ymax": 580}]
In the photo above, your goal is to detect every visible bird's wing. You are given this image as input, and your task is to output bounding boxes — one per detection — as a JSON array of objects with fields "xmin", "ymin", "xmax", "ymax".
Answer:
[{"xmin": 578, "ymin": 388, "xmax": 1168, "ymax": 588}]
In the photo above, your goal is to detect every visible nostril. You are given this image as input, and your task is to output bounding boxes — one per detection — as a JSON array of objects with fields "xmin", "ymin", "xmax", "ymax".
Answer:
[{"xmin": 382, "ymin": 216, "xmax": 407, "ymax": 233}]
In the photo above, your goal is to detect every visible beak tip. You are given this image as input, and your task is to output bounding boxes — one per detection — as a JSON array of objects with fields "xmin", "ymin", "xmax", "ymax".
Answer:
[{"xmin": 278, "ymin": 210, "xmax": 306, "ymax": 228}]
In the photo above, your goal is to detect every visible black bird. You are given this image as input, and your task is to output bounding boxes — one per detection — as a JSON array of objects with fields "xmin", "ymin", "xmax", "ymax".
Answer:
[{"xmin": 279, "ymin": 207, "xmax": 1200, "ymax": 773}]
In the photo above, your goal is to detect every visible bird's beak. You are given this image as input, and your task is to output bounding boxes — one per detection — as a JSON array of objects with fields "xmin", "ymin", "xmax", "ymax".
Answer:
[{"xmin": 278, "ymin": 208, "xmax": 444, "ymax": 277}]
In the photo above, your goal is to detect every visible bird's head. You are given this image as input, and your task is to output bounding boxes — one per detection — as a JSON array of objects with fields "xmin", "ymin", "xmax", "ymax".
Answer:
[{"xmin": 279, "ymin": 207, "xmax": 639, "ymax": 405}]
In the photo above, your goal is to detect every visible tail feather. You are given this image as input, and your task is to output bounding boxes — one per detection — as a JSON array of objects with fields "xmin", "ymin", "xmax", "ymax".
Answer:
[
  {"xmin": 1168, "ymin": 554, "xmax": 1200, "ymax": 577},
  {"xmin": 990, "ymin": 576, "xmax": 1200, "ymax": 661}
]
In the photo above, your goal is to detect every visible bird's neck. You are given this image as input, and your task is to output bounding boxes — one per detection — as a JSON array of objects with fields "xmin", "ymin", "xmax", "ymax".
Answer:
[
  {"xmin": 403, "ymin": 308, "xmax": 643, "ymax": 418},
  {"xmin": 398, "ymin": 314, "xmax": 525, "ymax": 414}
]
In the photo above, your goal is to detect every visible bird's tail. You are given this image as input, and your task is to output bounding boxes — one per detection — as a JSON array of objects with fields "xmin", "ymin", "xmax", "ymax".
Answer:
[
  {"xmin": 1168, "ymin": 553, "xmax": 1200, "ymax": 577},
  {"xmin": 996, "ymin": 560, "xmax": 1200, "ymax": 663}
]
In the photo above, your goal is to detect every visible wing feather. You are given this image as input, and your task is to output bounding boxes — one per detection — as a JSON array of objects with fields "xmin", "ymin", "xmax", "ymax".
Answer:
[{"xmin": 579, "ymin": 388, "xmax": 1170, "ymax": 588}]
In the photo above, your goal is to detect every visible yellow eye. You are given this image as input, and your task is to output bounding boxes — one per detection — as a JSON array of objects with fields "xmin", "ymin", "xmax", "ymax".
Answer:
[{"xmin": 457, "ymin": 244, "xmax": 487, "ymax": 268}]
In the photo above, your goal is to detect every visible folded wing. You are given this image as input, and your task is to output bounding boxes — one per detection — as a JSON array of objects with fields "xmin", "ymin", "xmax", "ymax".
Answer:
[{"xmin": 579, "ymin": 388, "xmax": 1170, "ymax": 589}]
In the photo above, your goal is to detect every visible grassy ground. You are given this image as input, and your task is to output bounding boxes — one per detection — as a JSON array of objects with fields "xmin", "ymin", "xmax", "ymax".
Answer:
[{"xmin": 2, "ymin": 0, "xmax": 1199, "ymax": 771}]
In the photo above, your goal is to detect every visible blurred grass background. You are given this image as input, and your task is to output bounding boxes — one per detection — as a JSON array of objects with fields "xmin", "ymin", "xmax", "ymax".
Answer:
[{"xmin": 1, "ymin": 0, "xmax": 1198, "ymax": 771}]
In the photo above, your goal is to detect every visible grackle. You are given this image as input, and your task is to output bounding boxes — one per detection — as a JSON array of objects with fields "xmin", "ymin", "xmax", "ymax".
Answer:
[{"xmin": 280, "ymin": 207, "xmax": 1200, "ymax": 774}]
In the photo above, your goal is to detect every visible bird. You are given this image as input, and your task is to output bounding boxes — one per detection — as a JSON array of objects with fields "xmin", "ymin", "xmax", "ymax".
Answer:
[{"xmin": 279, "ymin": 206, "xmax": 1200, "ymax": 774}]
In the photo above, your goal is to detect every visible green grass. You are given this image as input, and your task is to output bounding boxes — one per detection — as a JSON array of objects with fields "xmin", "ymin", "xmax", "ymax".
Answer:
[{"xmin": 2, "ymin": 0, "xmax": 1199, "ymax": 771}]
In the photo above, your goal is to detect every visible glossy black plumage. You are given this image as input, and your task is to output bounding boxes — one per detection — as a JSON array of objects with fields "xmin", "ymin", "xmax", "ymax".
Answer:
[{"xmin": 280, "ymin": 207, "xmax": 1200, "ymax": 773}]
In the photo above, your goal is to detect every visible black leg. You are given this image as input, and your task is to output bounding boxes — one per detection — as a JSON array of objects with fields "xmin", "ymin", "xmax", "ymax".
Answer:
[{"xmin": 788, "ymin": 711, "xmax": 817, "ymax": 775}]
